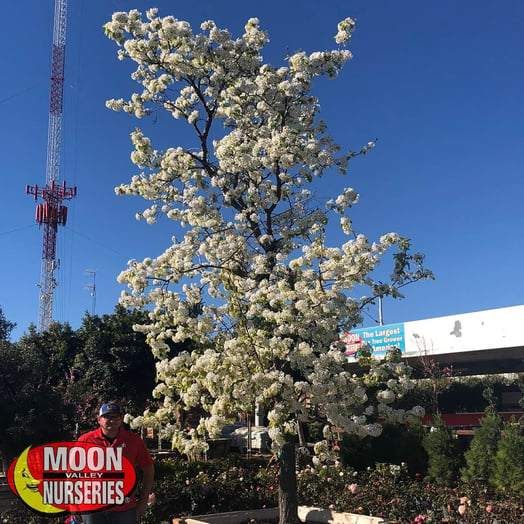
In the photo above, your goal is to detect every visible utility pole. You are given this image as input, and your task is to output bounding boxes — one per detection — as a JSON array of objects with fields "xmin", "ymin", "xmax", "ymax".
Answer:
[{"xmin": 86, "ymin": 269, "xmax": 96, "ymax": 315}]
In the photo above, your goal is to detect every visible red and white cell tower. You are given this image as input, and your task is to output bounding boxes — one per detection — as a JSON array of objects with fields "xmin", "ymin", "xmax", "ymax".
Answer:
[{"xmin": 26, "ymin": 0, "xmax": 76, "ymax": 332}]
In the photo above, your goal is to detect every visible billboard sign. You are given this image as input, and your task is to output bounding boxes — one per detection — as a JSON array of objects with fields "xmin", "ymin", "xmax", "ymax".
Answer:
[
  {"xmin": 340, "ymin": 304, "xmax": 524, "ymax": 362},
  {"xmin": 339, "ymin": 323, "xmax": 405, "ymax": 359}
]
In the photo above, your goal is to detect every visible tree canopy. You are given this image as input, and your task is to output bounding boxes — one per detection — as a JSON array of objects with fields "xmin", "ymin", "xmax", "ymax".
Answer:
[
  {"xmin": 0, "ymin": 305, "xmax": 16, "ymax": 341},
  {"xmin": 104, "ymin": 10, "xmax": 431, "ymax": 522},
  {"xmin": 0, "ymin": 306, "xmax": 156, "ymax": 458}
]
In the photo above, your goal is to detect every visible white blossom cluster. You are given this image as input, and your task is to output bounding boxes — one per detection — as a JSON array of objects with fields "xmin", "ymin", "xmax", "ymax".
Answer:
[{"xmin": 104, "ymin": 11, "xmax": 425, "ymax": 459}]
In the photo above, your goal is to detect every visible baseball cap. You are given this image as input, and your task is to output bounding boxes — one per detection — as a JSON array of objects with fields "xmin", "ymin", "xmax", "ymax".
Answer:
[{"xmin": 99, "ymin": 402, "xmax": 123, "ymax": 417}]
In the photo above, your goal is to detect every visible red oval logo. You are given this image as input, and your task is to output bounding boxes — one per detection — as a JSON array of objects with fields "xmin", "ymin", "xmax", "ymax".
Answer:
[
  {"xmin": 7, "ymin": 442, "xmax": 137, "ymax": 515},
  {"xmin": 339, "ymin": 332, "xmax": 362, "ymax": 355}
]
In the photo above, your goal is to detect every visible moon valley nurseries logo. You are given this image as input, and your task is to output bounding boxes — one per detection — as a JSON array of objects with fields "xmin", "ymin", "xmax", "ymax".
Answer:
[{"xmin": 7, "ymin": 442, "xmax": 137, "ymax": 516}]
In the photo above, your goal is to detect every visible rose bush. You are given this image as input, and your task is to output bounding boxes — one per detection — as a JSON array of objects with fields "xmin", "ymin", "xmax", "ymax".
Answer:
[{"xmin": 2, "ymin": 455, "xmax": 523, "ymax": 523}]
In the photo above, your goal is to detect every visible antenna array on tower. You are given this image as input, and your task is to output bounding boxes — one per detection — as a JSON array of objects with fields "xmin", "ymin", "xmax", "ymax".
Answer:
[{"xmin": 26, "ymin": 0, "xmax": 76, "ymax": 332}]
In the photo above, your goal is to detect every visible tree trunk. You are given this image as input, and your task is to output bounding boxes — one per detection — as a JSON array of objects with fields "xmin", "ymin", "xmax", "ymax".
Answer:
[{"xmin": 278, "ymin": 440, "xmax": 299, "ymax": 524}]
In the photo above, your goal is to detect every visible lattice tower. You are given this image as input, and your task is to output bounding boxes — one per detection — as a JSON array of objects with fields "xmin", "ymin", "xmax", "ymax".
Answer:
[{"xmin": 26, "ymin": 0, "xmax": 76, "ymax": 331}]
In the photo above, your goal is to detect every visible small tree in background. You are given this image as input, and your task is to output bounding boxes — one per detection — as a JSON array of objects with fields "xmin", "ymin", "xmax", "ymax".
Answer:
[
  {"xmin": 493, "ymin": 417, "xmax": 524, "ymax": 495},
  {"xmin": 461, "ymin": 406, "xmax": 503, "ymax": 485},
  {"xmin": 410, "ymin": 335, "xmax": 457, "ymax": 415},
  {"xmin": 104, "ymin": 10, "xmax": 432, "ymax": 523},
  {"xmin": 0, "ymin": 307, "xmax": 157, "ymax": 454},
  {"xmin": 0, "ymin": 330, "xmax": 72, "ymax": 457},
  {"xmin": 422, "ymin": 414, "xmax": 462, "ymax": 486},
  {"xmin": 0, "ymin": 305, "xmax": 16, "ymax": 342},
  {"xmin": 73, "ymin": 305, "xmax": 156, "ymax": 428}
]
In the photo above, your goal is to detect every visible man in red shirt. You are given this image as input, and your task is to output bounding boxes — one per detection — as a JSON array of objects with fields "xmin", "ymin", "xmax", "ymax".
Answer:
[{"xmin": 77, "ymin": 402, "xmax": 154, "ymax": 523}]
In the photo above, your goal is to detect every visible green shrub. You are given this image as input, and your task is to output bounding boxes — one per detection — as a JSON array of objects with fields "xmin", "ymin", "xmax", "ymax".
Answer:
[
  {"xmin": 422, "ymin": 416, "xmax": 463, "ymax": 485},
  {"xmin": 340, "ymin": 423, "xmax": 428, "ymax": 476},
  {"xmin": 141, "ymin": 455, "xmax": 278, "ymax": 523},
  {"xmin": 493, "ymin": 417, "xmax": 524, "ymax": 495},
  {"xmin": 461, "ymin": 406, "xmax": 503, "ymax": 485}
]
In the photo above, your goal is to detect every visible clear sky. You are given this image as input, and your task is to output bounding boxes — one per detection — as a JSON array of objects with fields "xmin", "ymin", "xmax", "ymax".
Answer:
[{"xmin": 2, "ymin": 0, "xmax": 523, "ymax": 340}]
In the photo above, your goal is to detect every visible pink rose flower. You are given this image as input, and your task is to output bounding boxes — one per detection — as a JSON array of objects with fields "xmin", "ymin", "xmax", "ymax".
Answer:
[{"xmin": 458, "ymin": 504, "xmax": 467, "ymax": 515}]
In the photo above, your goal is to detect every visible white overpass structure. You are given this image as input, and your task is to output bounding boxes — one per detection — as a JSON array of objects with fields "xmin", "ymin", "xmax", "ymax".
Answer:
[{"xmin": 342, "ymin": 305, "xmax": 524, "ymax": 375}]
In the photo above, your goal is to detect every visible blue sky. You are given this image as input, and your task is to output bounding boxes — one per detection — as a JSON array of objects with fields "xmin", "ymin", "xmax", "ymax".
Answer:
[{"xmin": 2, "ymin": 0, "xmax": 523, "ymax": 340}]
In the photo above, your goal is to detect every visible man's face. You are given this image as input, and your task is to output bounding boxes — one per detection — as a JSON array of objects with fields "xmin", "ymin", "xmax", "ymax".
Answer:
[{"xmin": 97, "ymin": 413, "xmax": 123, "ymax": 436}]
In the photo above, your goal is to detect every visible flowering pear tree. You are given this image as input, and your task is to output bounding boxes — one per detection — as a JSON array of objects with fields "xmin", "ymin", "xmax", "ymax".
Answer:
[{"xmin": 104, "ymin": 10, "xmax": 431, "ymax": 523}]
